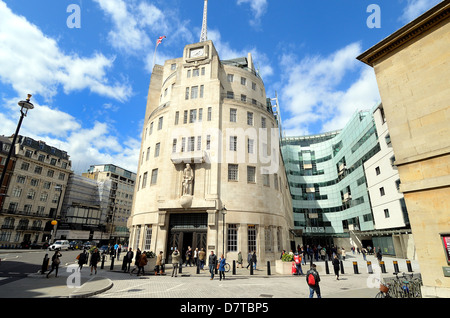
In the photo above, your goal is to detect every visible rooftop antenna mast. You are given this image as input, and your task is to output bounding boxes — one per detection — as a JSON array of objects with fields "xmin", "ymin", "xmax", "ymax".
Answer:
[{"xmin": 200, "ymin": 0, "xmax": 208, "ymax": 42}]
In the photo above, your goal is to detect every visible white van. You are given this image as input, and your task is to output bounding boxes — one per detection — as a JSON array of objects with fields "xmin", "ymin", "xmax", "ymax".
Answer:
[{"xmin": 49, "ymin": 240, "xmax": 70, "ymax": 251}]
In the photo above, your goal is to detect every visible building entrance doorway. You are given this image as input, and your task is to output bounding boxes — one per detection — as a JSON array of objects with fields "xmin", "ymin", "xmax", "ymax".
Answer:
[{"xmin": 166, "ymin": 213, "xmax": 207, "ymax": 263}]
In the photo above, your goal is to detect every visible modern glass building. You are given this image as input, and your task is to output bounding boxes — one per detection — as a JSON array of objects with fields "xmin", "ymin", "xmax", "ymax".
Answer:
[{"xmin": 281, "ymin": 105, "xmax": 381, "ymax": 247}]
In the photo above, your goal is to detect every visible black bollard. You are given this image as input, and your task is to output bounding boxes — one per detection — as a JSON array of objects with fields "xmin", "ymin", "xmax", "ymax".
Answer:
[
  {"xmin": 353, "ymin": 261, "xmax": 359, "ymax": 274},
  {"xmin": 179, "ymin": 262, "xmax": 183, "ymax": 274},
  {"xmin": 367, "ymin": 261, "xmax": 373, "ymax": 274},
  {"xmin": 110, "ymin": 255, "xmax": 115, "ymax": 270},
  {"xmin": 215, "ymin": 260, "xmax": 218, "ymax": 275},
  {"xmin": 393, "ymin": 260, "xmax": 400, "ymax": 274},
  {"xmin": 101, "ymin": 255, "xmax": 105, "ymax": 269},
  {"xmin": 233, "ymin": 260, "xmax": 236, "ymax": 275},
  {"xmin": 340, "ymin": 260, "xmax": 345, "ymax": 274},
  {"xmin": 41, "ymin": 253, "xmax": 49, "ymax": 274},
  {"xmin": 196, "ymin": 261, "xmax": 200, "ymax": 274},
  {"xmin": 406, "ymin": 260, "xmax": 413, "ymax": 272},
  {"xmin": 325, "ymin": 260, "xmax": 330, "ymax": 274},
  {"xmin": 267, "ymin": 261, "xmax": 271, "ymax": 276},
  {"xmin": 250, "ymin": 261, "xmax": 254, "ymax": 275},
  {"xmin": 380, "ymin": 261, "xmax": 387, "ymax": 273}
]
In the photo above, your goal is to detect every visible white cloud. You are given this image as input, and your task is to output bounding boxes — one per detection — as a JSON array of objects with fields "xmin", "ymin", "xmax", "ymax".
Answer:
[
  {"xmin": 400, "ymin": 0, "xmax": 442, "ymax": 22},
  {"xmin": 0, "ymin": 1, "xmax": 132, "ymax": 103},
  {"xmin": 278, "ymin": 42, "xmax": 380, "ymax": 136},
  {"xmin": 237, "ymin": 0, "xmax": 268, "ymax": 27}
]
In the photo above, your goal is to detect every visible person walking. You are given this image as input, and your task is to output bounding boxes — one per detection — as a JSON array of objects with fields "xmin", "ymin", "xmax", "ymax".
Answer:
[
  {"xmin": 332, "ymin": 255, "xmax": 340, "ymax": 280},
  {"xmin": 185, "ymin": 246, "xmax": 192, "ymax": 267},
  {"xmin": 46, "ymin": 250, "xmax": 62, "ymax": 278},
  {"xmin": 252, "ymin": 251, "xmax": 257, "ymax": 270},
  {"xmin": 237, "ymin": 251, "xmax": 243, "ymax": 268},
  {"xmin": 193, "ymin": 248, "xmax": 199, "ymax": 267},
  {"xmin": 130, "ymin": 248, "xmax": 141, "ymax": 275},
  {"xmin": 198, "ymin": 248, "xmax": 206, "ymax": 270},
  {"xmin": 155, "ymin": 251, "xmax": 164, "ymax": 275},
  {"xmin": 171, "ymin": 248, "xmax": 181, "ymax": 277},
  {"xmin": 246, "ymin": 251, "xmax": 252, "ymax": 269},
  {"xmin": 124, "ymin": 248, "xmax": 134, "ymax": 273},
  {"xmin": 90, "ymin": 248, "xmax": 101, "ymax": 275},
  {"xmin": 218, "ymin": 254, "xmax": 226, "ymax": 281},
  {"xmin": 208, "ymin": 250, "xmax": 217, "ymax": 280},
  {"xmin": 376, "ymin": 248, "xmax": 383, "ymax": 263},
  {"xmin": 341, "ymin": 247, "xmax": 346, "ymax": 261},
  {"xmin": 293, "ymin": 252, "xmax": 303, "ymax": 275},
  {"xmin": 77, "ymin": 250, "xmax": 88, "ymax": 271},
  {"xmin": 138, "ymin": 251, "xmax": 148, "ymax": 276},
  {"xmin": 306, "ymin": 264, "xmax": 321, "ymax": 298},
  {"xmin": 117, "ymin": 244, "xmax": 122, "ymax": 260}
]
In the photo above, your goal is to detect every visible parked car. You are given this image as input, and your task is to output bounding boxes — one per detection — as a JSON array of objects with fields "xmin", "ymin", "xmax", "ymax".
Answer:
[
  {"xmin": 99, "ymin": 245, "xmax": 109, "ymax": 254},
  {"xmin": 69, "ymin": 241, "xmax": 82, "ymax": 250},
  {"xmin": 29, "ymin": 242, "xmax": 43, "ymax": 249},
  {"xmin": 49, "ymin": 240, "xmax": 70, "ymax": 251}
]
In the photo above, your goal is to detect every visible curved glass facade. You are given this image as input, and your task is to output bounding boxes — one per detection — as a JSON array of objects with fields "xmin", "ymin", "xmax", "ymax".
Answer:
[{"xmin": 281, "ymin": 106, "xmax": 380, "ymax": 239}]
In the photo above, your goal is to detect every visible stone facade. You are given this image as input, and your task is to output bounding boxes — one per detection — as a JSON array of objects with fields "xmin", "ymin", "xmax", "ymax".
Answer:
[
  {"xmin": 129, "ymin": 40, "xmax": 293, "ymax": 264},
  {"xmin": 357, "ymin": 2, "xmax": 450, "ymax": 297}
]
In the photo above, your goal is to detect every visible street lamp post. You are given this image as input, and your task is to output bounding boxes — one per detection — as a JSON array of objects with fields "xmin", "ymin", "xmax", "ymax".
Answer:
[{"xmin": 0, "ymin": 95, "xmax": 34, "ymax": 205}]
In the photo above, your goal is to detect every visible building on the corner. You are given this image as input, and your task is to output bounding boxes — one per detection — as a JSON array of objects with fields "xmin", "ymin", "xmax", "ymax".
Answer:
[
  {"xmin": 0, "ymin": 135, "xmax": 72, "ymax": 247},
  {"xmin": 82, "ymin": 164, "xmax": 136, "ymax": 244},
  {"xmin": 128, "ymin": 40, "xmax": 293, "ymax": 263},
  {"xmin": 357, "ymin": 1, "xmax": 450, "ymax": 297}
]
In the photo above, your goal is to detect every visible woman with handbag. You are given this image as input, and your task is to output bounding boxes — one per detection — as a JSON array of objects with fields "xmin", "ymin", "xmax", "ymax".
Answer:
[
  {"xmin": 218, "ymin": 254, "xmax": 226, "ymax": 281},
  {"xmin": 46, "ymin": 250, "xmax": 62, "ymax": 278}
]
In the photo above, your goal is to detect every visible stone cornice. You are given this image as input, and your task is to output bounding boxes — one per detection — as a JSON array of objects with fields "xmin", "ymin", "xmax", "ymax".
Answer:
[{"xmin": 357, "ymin": 1, "xmax": 450, "ymax": 66}]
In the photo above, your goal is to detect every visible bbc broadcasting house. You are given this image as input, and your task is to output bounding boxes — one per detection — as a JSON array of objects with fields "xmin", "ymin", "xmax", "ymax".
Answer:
[{"xmin": 128, "ymin": 40, "xmax": 294, "ymax": 264}]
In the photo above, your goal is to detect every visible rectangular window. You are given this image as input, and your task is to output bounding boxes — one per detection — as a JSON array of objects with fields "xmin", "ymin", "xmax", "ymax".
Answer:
[
  {"xmin": 375, "ymin": 166, "xmax": 380, "ymax": 175},
  {"xmin": 247, "ymin": 112, "xmax": 253, "ymax": 125},
  {"xmin": 252, "ymin": 82, "xmax": 256, "ymax": 90},
  {"xmin": 198, "ymin": 108, "xmax": 203, "ymax": 122},
  {"xmin": 248, "ymin": 225, "xmax": 257, "ymax": 254},
  {"xmin": 206, "ymin": 135, "xmax": 211, "ymax": 150},
  {"xmin": 144, "ymin": 225, "xmax": 152, "ymax": 250},
  {"xmin": 241, "ymin": 77, "xmax": 246, "ymax": 86},
  {"xmin": 181, "ymin": 137, "xmax": 186, "ymax": 152},
  {"xmin": 379, "ymin": 187, "xmax": 385, "ymax": 196},
  {"xmin": 189, "ymin": 109, "xmax": 197, "ymax": 123},
  {"xmin": 149, "ymin": 122, "xmax": 153, "ymax": 135},
  {"xmin": 47, "ymin": 170, "xmax": 54, "ymax": 178},
  {"xmin": 263, "ymin": 168, "xmax": 270, "ymax": 187},
  {"xmin": 201, "ymin": 67, "xmax": 205, "ymax": 76},
  {"xmin": 151, "ymin": 169, "xmax": 158, "ymax": 185},
  {"xmin": 274, "ymin": 173, "xmax": 279, "ymax": 190},
  {"xmin": 34, "ymin": 166, "xmax": 42, "ymax": 174},
  {"xmin": 146, "ymin": 147, "xmax": 151, "ymax": 161},
  {"xmin": 185, "ymin": 87, "xmax": 190, "ymax": 100},
  {"xmin": 247, "ymin": 166, "xmax": 256, "ymax": 183},
  {"xmin": 142, "ymin": 172, "xmax": 148, "ymax": 188},
  {"xmin": 197, "ymin": 136, "xmax": 202, "ymax": 151},
  {"xmin": 191, "ymin": 86, "xmax": 198, "ymax": 99},
  {"xmin": 227, "ymin": 91, "xmax": 234, "ymax": 99},
  {"xmin": 261, "ymin": 117, "xmax": 266, "ymax": 128},
  {"xmin": 227, "ymin": 74, "xmax": 234, "ymax": 82},
  {"xmin": 230, "ymin": 108, "xmax": 237, "ymax": 122},
  {"xmin": 171, "ymin": 63, "xmax": 176, "ymax": 70},
  {"xmin": 187, "ymin": 70, "xmax": 191, "ymax": 78},
  {"xmin": 188, "ymin": 137, "xmax": 195, "ymax": 152},
  {"xmin": 207, "ymin": 107, "xmax": 212, "ymax": 121},
  {"xmin": 183, "ymin": 110, "xmax": 188, "ymax": 124},
  {"xmin": 248, "ymin": 138, "xmax": 254, "ymax": 154},
  {"xmin": 241, "ymin": 94, "xmax": 247, "ymax": 102},
  {"xmin": 172, "ymin": 139, "xmax": 177, "ymax": 153},
  {"xmin": 227, "ymin": 224, "xmax": 238, "ymax": 252},
  {"xmin": 228, "ymin": 164, "xmax": 238, "ymax": 181},
  {"xmin": 175, "ymin": 111, "xmax": 179, "ymax": 125},
  {"xmin": 384, "ymin": 209, "xmax": 390, "ymax": 218},
  {"xmin": 265, "ymin": 227, "xmax": 273, "ymax": 252},
  {"xmin": 193, "ymin": 68, "xmax": 199, "ymax": 77},
  {"xmin": 21, "ymin": 162, "xmax": 29, "ymax": 171},
  {"xmin": 158, "ymin": 117, "xmax": 163, "ymax": 130},
  {"xmin": 200, "ymin": 85, "xmax": 204, "ymax": 98},
  {"xmin": 230, "ymin": 136, "xmax": 237, "ymax": 151},
  {"xmin": 155, "ymin": 143, "xmax": 160, "ymax": 157}
]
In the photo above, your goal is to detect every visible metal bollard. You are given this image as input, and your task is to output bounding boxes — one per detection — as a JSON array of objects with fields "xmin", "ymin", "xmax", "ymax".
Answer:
[
  {"xmin": 110, "ymin": 255, "xmax": 115, "ymax": 270},
  {"xmin": 267, "ymin": 261, "xmax": 271, "ymax": 276},
  {"xmin": 101, "ymin": 255, "xmax": 105, "ymax": 269},
  {"xmin": 340, "ymin": 260, "xmax": 345, "ymax": 274},
  {"xmin": 179, "ymin": 262, "xmax": 182, "ymax": 274},
  {"xmin": 406, "ymin": 260, "xmax": 413, "ymax": 272},
  {"xmin": 367, "ymin": 261, "xmax": 373, "ymax": 274},
  {"xmin": 353, "ymin": 261, "xmax": 359, "ymax": 274},
  {"xmin": 233, "ymin": 260, "xmax": 236, "ymax": 275},
  {"xmin": 197, "ymin": 262, "xmax": 200, "ymax": 274},
  {"xmin": 250, "ymin": 261, "xmax": 254, "ymax": 275},
  {"xmin": 325, "ymin": 260, "xmax": 330, "ymax": 274},
  {"xmin": 380, "ymin": 261, "xmax": 387, "ymax": 273},
  {"xmin": 393, "ymin": 260, "xmax": 400, "ymax": 273}
]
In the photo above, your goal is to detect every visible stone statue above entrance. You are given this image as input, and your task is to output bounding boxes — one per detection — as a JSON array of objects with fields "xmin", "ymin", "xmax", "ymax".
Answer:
[{"xmin": 182, "ymin": 163, "xmax": 194, "ymax": 196}]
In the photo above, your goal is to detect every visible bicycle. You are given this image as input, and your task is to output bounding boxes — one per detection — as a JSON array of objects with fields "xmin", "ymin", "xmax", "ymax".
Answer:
[
  {"xmin": 224, "ymin": 263, "xmax": 231, "ymax": 272},
  {"xmin": 375, "ymin": 280, "xmax": 392, "ymax": 298}
]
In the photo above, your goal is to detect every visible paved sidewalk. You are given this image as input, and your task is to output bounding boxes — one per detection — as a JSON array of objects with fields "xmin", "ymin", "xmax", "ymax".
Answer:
[{"xmin": 0, "ymin": 252, "xmax": 421, "ymax": 298}]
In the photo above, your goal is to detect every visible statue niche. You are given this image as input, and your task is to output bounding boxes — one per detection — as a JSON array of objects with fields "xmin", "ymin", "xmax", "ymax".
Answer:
[{"xmin": 180, "ymin": 163, "xmax": 194, "ymax": 208}]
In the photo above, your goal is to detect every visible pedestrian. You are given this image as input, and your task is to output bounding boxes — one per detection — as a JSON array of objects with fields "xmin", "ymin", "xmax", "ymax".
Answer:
[
  {"xmin": 155, "ymin": 251, "xmax": 164, "ymax": 275},
  {"xmin": 237, "ymin": 251, "xmax": 243, "ymax": 268},
  {"xmin": 218, "ymin": 254, "xmax": 226, "ymax": 281},
  {"xmin": 185, "ymin": 246, "xmax": 192, "ymax": 266},
  {"xmin": 110, "ymin": 244, "xmax": 116, "ymax": 260},
  {"xmin": 306, "ymin": 264, "xmax": 321, "ymax": 298},
  {"xmin": 130, "ymin": 248, "xmax": 141, "ymax": 275},
  {"xmin": 193, "ymin": 247, "xmax": 199, "ymax": 267},
  {"xmin": 376, "ymin": 248, "xmax": 383, "ymax": 263},
  {"xmin": 320, "ymin": 248, "xmax": 326, "ymax": 261},
  {"xmin": 332, "ymin": 255, "xmax": 340, "ymax": 280},
  {"xmin": 252, "ymin": 251, "xmax": 257, "ymax": 270},
  {"xmin": 90, "ymin": 248, "xmax": 101, "ymax": 275},
  {"xmin": 171, "ymin": 248, "xmax": 181, "ymax": 277},
  {"xmin": 46, "ymin": 250, "xmax": 62, "ymax": 278},
  {"xmin": 114, "ymin": 243, "xmax": 119, "ymax": 258},
  {"xmin": 341, "ymin": 247, "xmax": 346, "ymax": 261},
  {"xmin": 362, "ymin": 248, "xmax": 367, "ymax": 261},
  {"xmin": 208, "ymin": 250, "xmax": 217, "ymax": 280},
  {"xmin": 138, "ymin": 251, "xmax": 148, "ymax": 276},
  {"xmin": 293, "ymin": 252, "xmax": 303, "ymax": 275},
  {"xmin": 198, "ymin": 248, "xmax": 206, "ymax": 270},
  {"xmin": 124, "ymin": 248, "xmax": 134, "ymax": 273},
  {"xmin": 246, "ymin": 251, "xmax": 252, "ymax": 269},
  {"xmin": 117, "ymin": 244, "xmax": 122, "ymax": 260},
  {"xmin": 77, "ymin": 250, "xmax": 87, "ymax": 271}
]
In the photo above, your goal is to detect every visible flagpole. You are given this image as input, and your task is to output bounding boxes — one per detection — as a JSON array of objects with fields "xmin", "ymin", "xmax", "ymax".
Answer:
[{"xmin": 153, "ymin": 41, "xmax": 158, "ymax": 70}]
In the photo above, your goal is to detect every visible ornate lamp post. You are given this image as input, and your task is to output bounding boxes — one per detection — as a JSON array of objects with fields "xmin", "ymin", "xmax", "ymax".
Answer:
[{"xmin": 0, "ymin": 95, "xmax": 34, "ymax": 203}]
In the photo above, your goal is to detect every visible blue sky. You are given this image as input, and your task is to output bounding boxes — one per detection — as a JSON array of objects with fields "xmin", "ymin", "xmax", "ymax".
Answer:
[{"xmin": 0, "ymin": 0, "xmax": 443, "ymax": 175}]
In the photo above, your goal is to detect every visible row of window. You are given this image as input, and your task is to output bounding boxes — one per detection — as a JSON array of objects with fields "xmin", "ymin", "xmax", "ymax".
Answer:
[
  {"xmin": 24, "ymin": 150, "xmax": 69, "ymax": 169},
  {"xmin": 226, "ymin": 74, "xmax": 264, "ymax": 97},
  {"xmin": 20, "ymin": 162, "xmax": 66, "ymax": 181}
]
